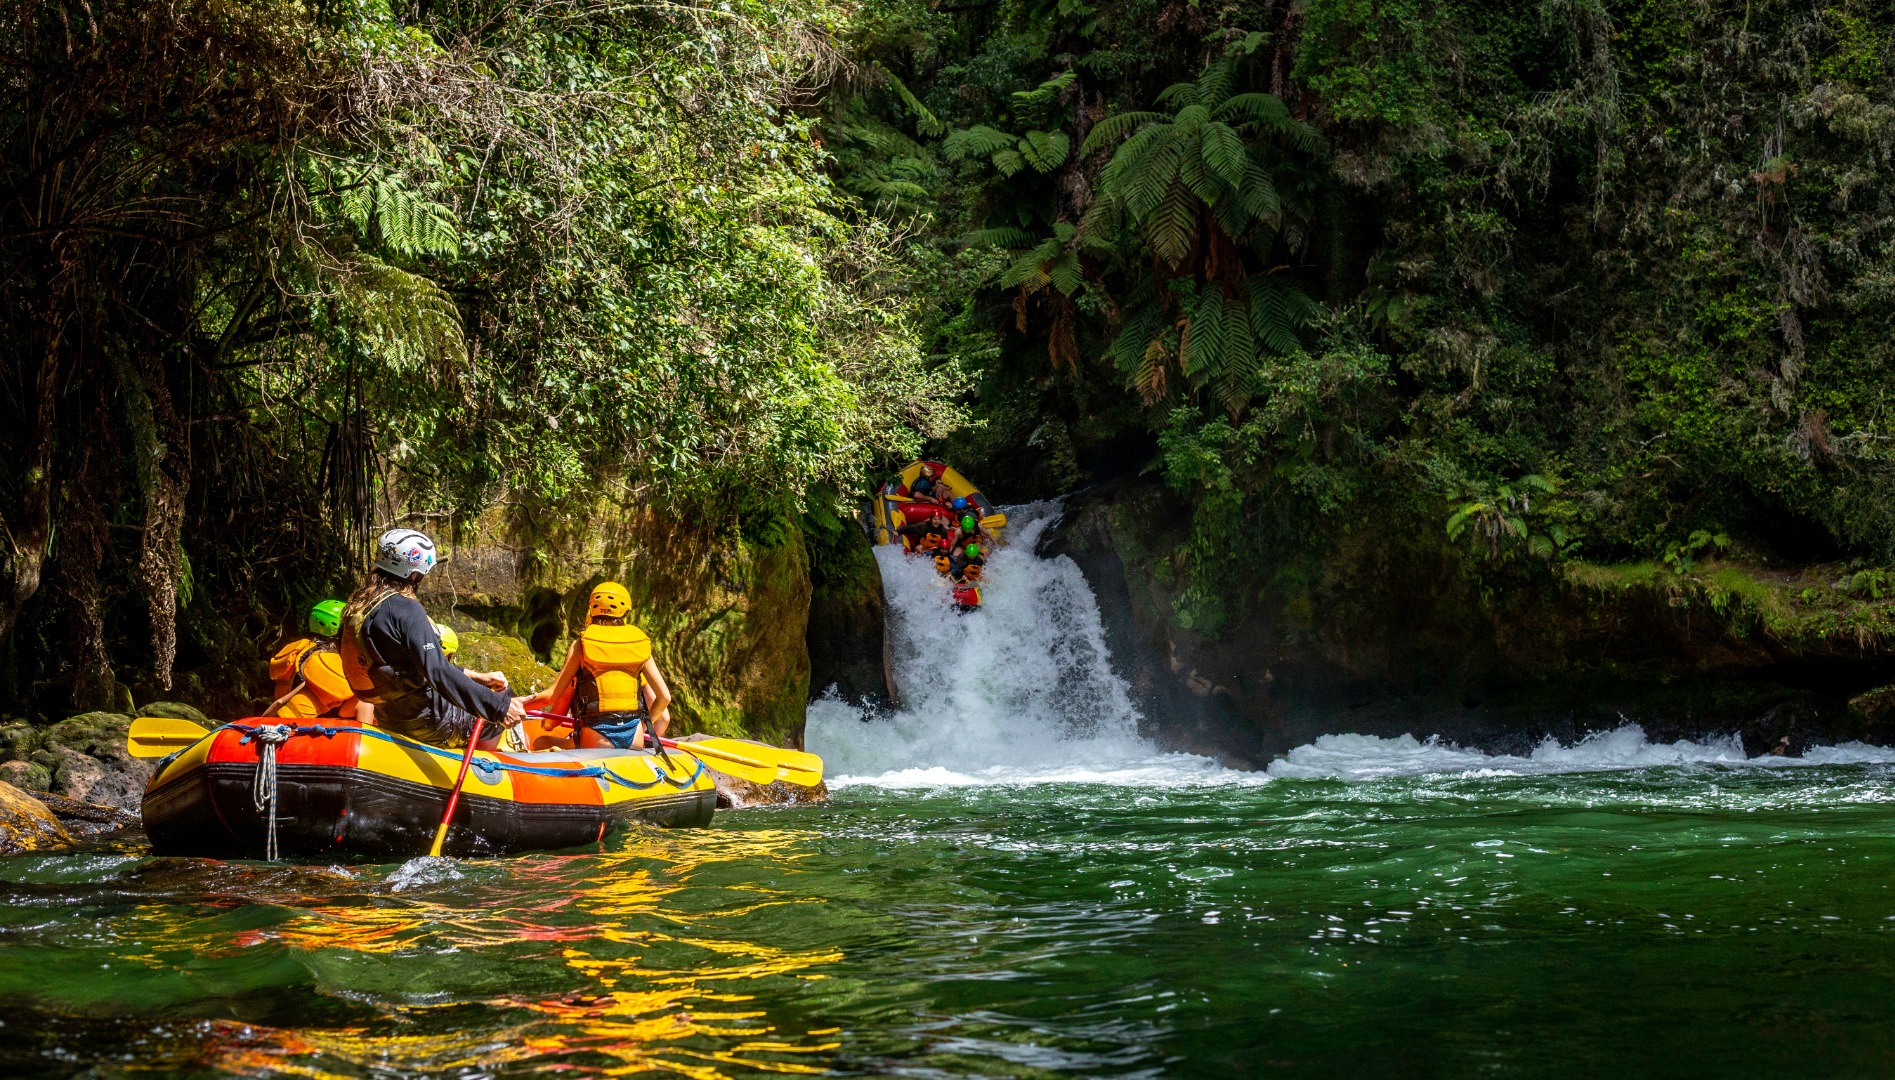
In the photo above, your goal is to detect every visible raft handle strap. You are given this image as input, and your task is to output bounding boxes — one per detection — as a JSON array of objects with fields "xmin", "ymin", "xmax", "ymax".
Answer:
[{"xmin": 244, "ymin": 725, "xmax": 295, "ymax": 862}]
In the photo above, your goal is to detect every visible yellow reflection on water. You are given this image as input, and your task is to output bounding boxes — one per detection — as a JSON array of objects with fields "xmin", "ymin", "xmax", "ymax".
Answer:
[{"xmin": 183, "ymin": 824, "xmax": 844, "ymax": 1078}]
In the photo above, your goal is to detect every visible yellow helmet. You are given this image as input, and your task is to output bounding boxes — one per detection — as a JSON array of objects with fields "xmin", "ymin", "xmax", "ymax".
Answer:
[
  {"xmin": 589, "ymin": 581, "xmax": 632, "ymax": 621},
  {"xmin": 433, "ymin": 622, "xmax": 460, "ymax": 658}
]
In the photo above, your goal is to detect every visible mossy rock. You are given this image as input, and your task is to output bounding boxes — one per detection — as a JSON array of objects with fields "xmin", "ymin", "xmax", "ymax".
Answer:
[
  {"xmin": 0, "ymin": 760, "xmax": 50, "ymax": 793},
  {"xmin": 457, "ymin": 632, "xmax": 558, "ymax": 695},
  {"xmin": 0, "ymin": 722, "xmax": 39, "ymax": 762},
  {"xmin": 136, "ymin": 701, "xmax": 210, "ymax": 723},
  {"xmin": 44, "ymin": 713, "xmax": 134, "ymax": 759}
]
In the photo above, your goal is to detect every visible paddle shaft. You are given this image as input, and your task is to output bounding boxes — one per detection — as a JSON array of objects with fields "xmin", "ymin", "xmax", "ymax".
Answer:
[{"xmin": 428, "ymin": 718, "xmax": 486, "ymax": 858}]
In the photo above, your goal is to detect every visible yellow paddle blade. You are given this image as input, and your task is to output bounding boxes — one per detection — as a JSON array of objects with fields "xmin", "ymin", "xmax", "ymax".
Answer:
[
  {"xmin": 675, "ymin": 749, "xmax": 782, "ymax": 787},
  {"xmin": 127, "ymin": 716, "xmax": 214, "ymax": 758},
  {"xmin": 980, "ymin": 512, "xmax": 1008, "ymax": 530},
  {"xmin": 678, "ymin": 738, "xmax": 824, "ymax": 787}
]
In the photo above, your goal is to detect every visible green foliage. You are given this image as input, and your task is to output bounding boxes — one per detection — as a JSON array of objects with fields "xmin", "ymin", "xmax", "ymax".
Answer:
[{"xmin": 0, "ymin": 0, "xmax": 955, "ymax": 711}]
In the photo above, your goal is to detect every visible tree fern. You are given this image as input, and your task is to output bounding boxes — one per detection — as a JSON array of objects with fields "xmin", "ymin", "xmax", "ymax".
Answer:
[
  {"xmin": 1078, "ymin": 52, "xmax": 1326, "ymax": 417},
  {"xmin": 1020, "ymin": 129, "xmax": 1071, "ymax": 172},
  {"xmin": 1080, "ymin": 111, "xmax": 1166, "ymax": 158}
]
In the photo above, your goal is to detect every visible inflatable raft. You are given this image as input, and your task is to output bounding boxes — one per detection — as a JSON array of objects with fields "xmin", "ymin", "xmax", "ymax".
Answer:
[
  {"xmin": 871, "ymin": 460, "xmax": 1007, "ymax": 547},
  {"xmin": 141, "ymin": 717, "xmax": 715, "ymax": 859}
]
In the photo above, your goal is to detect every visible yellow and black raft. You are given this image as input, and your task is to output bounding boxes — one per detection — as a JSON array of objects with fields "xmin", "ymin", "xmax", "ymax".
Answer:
[
  {"xmin": 138, "ymin": 717, "xmax": 716, "ymax": 859},
  {"xmin": 871, "ymin": 460, "xmax": 1007, "ymax": 547}
]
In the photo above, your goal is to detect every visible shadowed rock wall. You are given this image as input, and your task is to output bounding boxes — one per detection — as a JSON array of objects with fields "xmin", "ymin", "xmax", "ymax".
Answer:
[{"xmin": 1045, "ymin": 481, "xmax": 1895, "ymax": 765}]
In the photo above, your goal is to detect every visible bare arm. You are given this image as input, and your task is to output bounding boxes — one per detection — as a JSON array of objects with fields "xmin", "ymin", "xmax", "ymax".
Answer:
[
  {"xmin": 522, "ymin": 641, "xmax": 583, "ymax": 712},
  {"xmin": 642, "ymin": 657, "xmax": 672, "ymax": 739}
]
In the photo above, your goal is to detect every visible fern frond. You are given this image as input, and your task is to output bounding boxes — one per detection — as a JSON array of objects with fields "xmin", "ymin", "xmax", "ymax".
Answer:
[
  {"xmin": 1182, "ymin": 288, "xmax": 1227, "ymax": 380},
  {"xmin": 1078, "ymin": 197, "xmax": 1122, "ymax": 250},
  {"xmin": 963, "ymin": 226, "xmax": 1041, "ymax": 249},
  {"xmin": 1021, "ymin": 129, "xmax": 1072, "ymax": 172},
  {"xmin": 1237, "ymin": 159, "xmax": 1282, "ymax": 224},
  {"xmin": 998, "ymin": 249, "xmax": 1054, "ymax": 290},
  {"xmin": 1048, "ymin": 253, "xmax": 1086, "ymax": 296},
  {"xmin": 1122, "ymin": 135, "xmax": 1185, "ymax": 219},
  {"xmin": 332, "ymin": 254, "xmax": 466, "ymax": 370},
  {"xmin": 943, "ymin": 125, "xmax": 1018, "ymax": 161},
  {"xmin": 1079, "ymin": 110, "xmax": 1165, "ymax": 157},
  {"xmin": 1201, "ymin": 122, "xmax": 1249, "ymax": 189},
  {"xmin": 1197, "ymin": 58, "xmax": 1236, "ymax": 106},
  {"xmin": 877, "ymin": 64, "xmax": 946, "ymax": 136},
  {"xmin": 1249, "ymin": 278, "xmax": 1316, "ymax": 355},
  {"xmin": 1178, "ymin": 137, "xmax": 1224, "ymax": 206},
  {"xmin": 1171, "ymin": 103, "xmax": 1212, "ymax": 134},
  {"xmin": 1136, "ymin": 336, "xmax": 1170, "ymax": 404},
  {"xmin": 1146, "ymin": 183, "xmax": 1198, "ymax": 264},
  {"xmin": 1155, "ymin": 80, "xmax": 1200, "ymax": 108},
  {"xmin": 992, "ymin": 147, "xmax": 1027, "ymax": 177}
]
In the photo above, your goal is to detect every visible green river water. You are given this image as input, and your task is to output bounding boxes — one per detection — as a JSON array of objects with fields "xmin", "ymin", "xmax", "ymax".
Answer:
[{"xmin": 3, "ymin": 759, "xmax": 1895, "ymax": 1077}]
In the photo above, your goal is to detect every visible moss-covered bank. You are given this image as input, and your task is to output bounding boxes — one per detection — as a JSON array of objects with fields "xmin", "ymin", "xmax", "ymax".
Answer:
[{"xmin": 1049, "ymin": 481, "xmax": 1895, "ymax": 765}]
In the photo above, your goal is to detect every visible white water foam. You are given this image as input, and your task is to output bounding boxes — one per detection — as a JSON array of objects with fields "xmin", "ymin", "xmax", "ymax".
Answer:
[
  {"xmin": 1265, "ymin": 726, "xmax": 1895, "ymax": 782},
  {"xmin": 806, "ymin": 502, "xmax": 1238, "ymax": 788}
]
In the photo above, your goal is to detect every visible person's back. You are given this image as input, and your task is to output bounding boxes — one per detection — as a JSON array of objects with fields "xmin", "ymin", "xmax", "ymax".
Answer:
[
  {"xmin": 269, "ymin": 600, "xmax": 358, "ymax": 719},
  {"xmin": 526, "ymin": 582, "xmax": 673, "ymax": 749},
  {"xmin": 339, "ymin": 529, "xmax": 518, "ymax": 747}
]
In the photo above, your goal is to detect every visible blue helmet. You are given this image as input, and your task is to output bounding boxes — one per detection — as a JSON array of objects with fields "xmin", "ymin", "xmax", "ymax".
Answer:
[{"xmin": 952, "ymin": 497, "xmax": 968, "ymax": 511}]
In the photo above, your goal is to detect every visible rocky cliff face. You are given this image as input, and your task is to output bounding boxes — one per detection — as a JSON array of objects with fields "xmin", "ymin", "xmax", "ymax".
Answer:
[
  {"xmin": 1045, "ymin": 481, "xmax": 1895, "ymax": 764},
  {"xmin": 429, "ymin": 505, "xmax": 813, "ymax": 747},
  {"xmin": 804, "ymin": 510, "xmax": 891, "ymax": 709}
]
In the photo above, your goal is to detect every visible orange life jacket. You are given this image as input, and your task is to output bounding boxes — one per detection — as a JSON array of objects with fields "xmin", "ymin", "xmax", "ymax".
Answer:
[
  {"xmin": 270, "ymin": 638, "xmax": 320, "ymax": 699},
  {"xmin": 271, "ymin": 641, "xmax": 358, "ymax": 719},
  {"xmin": 577, "ymin": 623, "xmax": 652, "ymax": 714},
  {"xmin": 933, "ymin": 553, "xmax": 951, "ymax": 575}
]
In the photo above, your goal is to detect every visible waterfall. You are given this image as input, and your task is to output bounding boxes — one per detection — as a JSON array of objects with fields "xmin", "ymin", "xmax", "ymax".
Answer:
[{"xmin": 805, "ymin": 502, "xmax": 1235, "ymax": 786}]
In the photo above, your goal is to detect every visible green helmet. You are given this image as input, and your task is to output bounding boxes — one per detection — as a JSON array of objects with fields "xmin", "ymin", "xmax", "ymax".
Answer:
[
  {"xmin": 964, "ymin": 542, "xmax": 981, "ymax": 558},
  {"xmin": 308, "ymin": 599, "xmax": 345, "ymax": 637},
  {"xmin": 961, "ymin": 514, "xmax": 977, "ymax": 531}
]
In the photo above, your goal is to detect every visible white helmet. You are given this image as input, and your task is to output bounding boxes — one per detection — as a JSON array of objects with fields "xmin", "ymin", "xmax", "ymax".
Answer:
[{"xmin": 374, "ymin": 528, "xmax": 437, "ymax": 580}]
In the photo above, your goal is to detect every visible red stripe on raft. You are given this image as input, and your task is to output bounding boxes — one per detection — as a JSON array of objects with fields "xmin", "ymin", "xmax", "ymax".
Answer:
[{"xmin": 205, "ymin": 717, "xmax": 363, "ymax": 769}]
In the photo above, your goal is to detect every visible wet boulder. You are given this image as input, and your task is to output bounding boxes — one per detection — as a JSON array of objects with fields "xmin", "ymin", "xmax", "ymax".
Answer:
[
  {"xmin": 41, "ymin": 712, "xmax": 153, "ymax": 810},
  {"xmin": 0, "ymin": 781, "xmax": 71, "ymax": 853},
  {"xmin": 710, "ymin": 769, "xmax": 829, "ymax": 809}
]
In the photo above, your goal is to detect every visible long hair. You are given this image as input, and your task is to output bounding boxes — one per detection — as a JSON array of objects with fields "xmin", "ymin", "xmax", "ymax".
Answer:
[{"xmin": 343, "ymin": 569, "xmax": 411, "ymax": 625}]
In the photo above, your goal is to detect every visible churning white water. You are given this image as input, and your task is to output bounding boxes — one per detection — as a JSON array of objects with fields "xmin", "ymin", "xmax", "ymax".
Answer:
[
  {"xmin": 805, "ymin": 501, "xmax": 1895, "ymax": 787},
  {"xmin": 805, "ymin": 502, "xmax": 1235, "ymax": 787}
]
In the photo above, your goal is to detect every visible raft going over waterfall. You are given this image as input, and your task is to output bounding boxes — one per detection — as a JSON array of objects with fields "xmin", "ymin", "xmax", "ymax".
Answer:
[
  {"xmin": 871, "ymin": 461, "xmax": 1007, "ymax": 546},
  {"xmin": 137, "ymin": 717, "xmax": 717, "ymax": 858}
]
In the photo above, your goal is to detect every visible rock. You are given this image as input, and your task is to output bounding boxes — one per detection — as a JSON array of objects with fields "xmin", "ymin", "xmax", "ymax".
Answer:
[
  {"xmin": 136, "ymin": 701, "xmax": 210, "ymax": 723},
  {"xmin": 41, "ymin": 713, "xmax": 153, "ymax": 810},
  {"xmin": 31, "ymin": 791, "xmax": 139, "ymax": 837},
  {"xmin": 456, "ymin": 632, "xmax": 558, "ymax": 695},
  {"xmin": 0, "ymin": 781, "xmax": 71, "ymax": 853},
  {"xmin": 1044, "ymin": 477, "xmax": 1895, "ymax": 763},
  {"xmin": 0, "ymin": 760, "xmax": 51, "ymax": 793},
  {"xmin": 805, "ymin": 506, "xmax": 893, "ymax": 709},
  {"xmin": 711, "ymin": 769, "xmax": 829, "ymax": 809},
  {"xmin": 0, "ymin": 721, "xmax": 40, "ymax": 761}
]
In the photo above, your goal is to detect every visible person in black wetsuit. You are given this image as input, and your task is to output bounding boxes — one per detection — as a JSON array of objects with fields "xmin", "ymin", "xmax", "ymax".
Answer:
[{"xmin": 338, "ymin": 527, "xmax": 526, "ymax": 748}]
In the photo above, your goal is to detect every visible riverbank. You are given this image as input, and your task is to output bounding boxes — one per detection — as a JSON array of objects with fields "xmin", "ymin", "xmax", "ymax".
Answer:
[{"xmin": 1045, "ymin": 481, "xmax": 1895, "ymax": 766}]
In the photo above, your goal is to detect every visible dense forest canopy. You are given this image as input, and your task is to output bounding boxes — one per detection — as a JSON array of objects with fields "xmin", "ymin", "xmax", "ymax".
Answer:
[
  {"xmin": 829, "ymin": 0, "xmax": 1895, "ymax": 632},
  {"xmin": 0, "ymin": 0, "xmax": 952, "ymax": 712},
  {"xmin": 3, "ymin": 0, "xmax": 1893, "ymax": 713}
]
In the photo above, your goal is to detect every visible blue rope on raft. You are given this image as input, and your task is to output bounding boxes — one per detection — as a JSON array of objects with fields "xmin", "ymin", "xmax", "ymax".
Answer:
[{"xmin": 227, "ymin": 723, "xmax": 706, "ymax": 790}]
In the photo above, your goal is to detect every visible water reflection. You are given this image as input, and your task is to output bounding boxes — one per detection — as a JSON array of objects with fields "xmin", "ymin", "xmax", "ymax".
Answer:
[{"xmin": 9, "ymin": 824, "xmax": 845, "ymax": 1078}]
